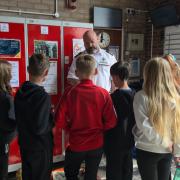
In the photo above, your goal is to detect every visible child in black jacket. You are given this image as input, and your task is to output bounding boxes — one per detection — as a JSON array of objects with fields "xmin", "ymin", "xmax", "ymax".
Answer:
[
  {"xmin": 0, "ymin": 60, "xmax": 16, "ymax": 180},
  {"xmin": 105, "ymin": 62, "xmax": 135, "ymax": 180},
  {"xmin": 15, "ymin": 54, "xmax": 54, "ymax": 180}
]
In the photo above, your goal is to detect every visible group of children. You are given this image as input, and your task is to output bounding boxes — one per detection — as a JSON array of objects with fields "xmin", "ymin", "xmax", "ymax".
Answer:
[{"xmin": 0, "ymin": 52, "xmax": 180, "ymax": 180}]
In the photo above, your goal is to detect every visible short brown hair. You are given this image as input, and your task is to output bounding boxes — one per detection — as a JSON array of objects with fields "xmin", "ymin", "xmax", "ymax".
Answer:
[
  {"xmin": 110, "ymin": 62, "xmax": 130, "ymax": 81},
  {"xmin": 28, "ymin": 54, "xmax": 50, "ymax": 77},
  {"xmin": 0, "ymin": 60, "xmax": 12, "ymax": 93},
  {"xmin": 76, "ymin": 55, "xmax": 96, "ymax": 75}
]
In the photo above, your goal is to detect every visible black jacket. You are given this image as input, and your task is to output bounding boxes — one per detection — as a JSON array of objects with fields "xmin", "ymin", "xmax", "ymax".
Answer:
[
  {"xmin": 14, "ymin": 81, "xmax": 54, "ymax": 150},
  {"xmin": 0, "ymin": 91, "xmax": 16, "ymax": 143},
  {"xmin": 105, "ymin": 88, "xmax": 135, "ymax": 151}
]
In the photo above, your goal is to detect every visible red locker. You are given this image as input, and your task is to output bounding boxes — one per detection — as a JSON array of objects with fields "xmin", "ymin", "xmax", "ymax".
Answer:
[
  {"xmin": 0, "ymin": 17, "xmax": 26, "ymax": 171},
  {"xmin": 62, "ymin": 22, "xmax": 93, "ymax": 148},
  {"xmin": 0, "ymin": 17, "xmax": 93, "ymax": 172},
  {"xmin": 63, "ymin": 21, "xmax": 93, "ymax": 87},
  {"xmin": 27, "ymin": 19, "xmax": 63, "ymax": 162}
]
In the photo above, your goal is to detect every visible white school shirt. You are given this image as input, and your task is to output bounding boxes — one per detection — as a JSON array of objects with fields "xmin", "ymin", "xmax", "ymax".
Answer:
[{"xmin": 67, "ymin": 48, "xmax": 117, "ymax": 92}]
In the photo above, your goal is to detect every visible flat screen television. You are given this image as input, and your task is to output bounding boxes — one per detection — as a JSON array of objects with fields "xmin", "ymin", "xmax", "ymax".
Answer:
[
  {"xmin": 150, "ymin": 4, "xmax": 179, "ymax": 27},
  {"xmin": 93, "ymin": 7, "xmax": 122, "ymax": 28}
]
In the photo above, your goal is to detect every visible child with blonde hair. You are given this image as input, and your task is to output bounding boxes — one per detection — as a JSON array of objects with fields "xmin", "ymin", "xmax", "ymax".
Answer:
[
  {"xmin": 164, "ymin": 54, "xmax": 180, "ymax": 92},
  {"xmin": 0, "ymin": 60, "xmax": 16, "ymax": 180},
  {"xmin": 56, "ymin": 54, "xmax": 117, "ymax": 180},
  {"xmin": 133, "ymin": 57, "xmax": 180, "ymax": 180}
]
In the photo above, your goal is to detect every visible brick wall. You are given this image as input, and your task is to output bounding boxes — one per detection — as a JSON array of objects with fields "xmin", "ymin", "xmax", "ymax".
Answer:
[
  {"xmin": 145, "ymin": 0, "xmax": 180, "ymax": 60},
  {"xmin": 0, "ymin": 0, "xmax": 146, "ymax": 21},
  {"xmin": 0, "ymin": 0, "xmax": 147, "ymax": 77}
]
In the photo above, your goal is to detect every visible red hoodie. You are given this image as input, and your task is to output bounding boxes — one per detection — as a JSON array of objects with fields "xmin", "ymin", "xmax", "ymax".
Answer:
[{"xmin": 55, "ymin": 79, "xmax": 117, "ymax": 152}]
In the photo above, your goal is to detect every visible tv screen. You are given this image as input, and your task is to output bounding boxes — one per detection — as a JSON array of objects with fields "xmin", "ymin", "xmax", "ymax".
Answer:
[
  {"xmin": 151, "ymin": 4, "xmax": 179, "ymax": 27},
  {"xmin": 93, "ymin": 7, "xmax": 122, "ymax": 28}
]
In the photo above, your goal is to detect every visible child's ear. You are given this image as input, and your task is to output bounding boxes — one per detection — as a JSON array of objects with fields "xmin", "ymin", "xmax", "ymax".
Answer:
[
  {"xmin": 44, "ymin": 68, "xmax": 49, "ymax": 76},
  {"xmin": 111, "ymin": 75, "xmax": 118, "ymax": 83},
  {"xmin": 94, "ymin": 68, "xmax": 98, "ymax": 75}
]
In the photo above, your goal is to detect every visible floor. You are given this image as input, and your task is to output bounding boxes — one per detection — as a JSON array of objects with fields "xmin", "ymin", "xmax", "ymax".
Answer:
[
  {"xmin": 9, "ymin": 158, "xmax": 176, "ymax": 180},
  {"xmin": 51, "ymin": 158, "xmax": 176, "ymax": 180}
]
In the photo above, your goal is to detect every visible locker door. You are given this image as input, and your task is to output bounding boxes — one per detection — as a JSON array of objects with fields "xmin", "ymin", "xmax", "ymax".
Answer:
[
  {"xmin": 0, "ymin": 20, "xmax": 26, "ymax": 170},
  {"xmin": 27, "ymin": 22, "xmax": 63, "ymax": 162}
]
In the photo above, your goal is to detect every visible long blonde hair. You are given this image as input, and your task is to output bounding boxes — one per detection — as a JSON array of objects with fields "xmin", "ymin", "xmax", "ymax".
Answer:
[
  {"xmin": 164, "ymin": 54, "xmax": 180, "ymax": 91},
  {"xmin": 0, "ymin": 60, "xmax": 12, "ymax": 94},
  {"xmin": 143, "ymin": 57, "xmax": 180, "ymax": 145}
]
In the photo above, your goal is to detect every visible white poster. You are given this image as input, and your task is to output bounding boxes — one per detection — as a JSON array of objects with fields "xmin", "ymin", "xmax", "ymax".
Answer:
[
  {"xmin": 8, "ymin": 61, "xmax": 19, "ymax": 87},
  {"xmin": 43, "ymin": 61, "xmax": 57, "ymax": 94},
  {"xmin": 0, "ymin": 23, "xmax": 9, "ymax": 32},
  {"xmin": 73, "ymin": 39, "xmax": 85, "ymax": 58},
  {"xmin": 41, "ymin": 26, "xmax": 48, "ymax": 35}
]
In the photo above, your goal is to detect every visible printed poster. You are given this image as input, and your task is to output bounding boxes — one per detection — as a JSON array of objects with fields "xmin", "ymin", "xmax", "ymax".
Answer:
[
  {"xmin": 41, "ymin": 26, "xmax": 48, "ymax": 35},
  {"xmin": 0, "ymin": 23, "xmax": 9, "ymax": 32},
  {"xmin": 0, "ymin": 39, "xmax": 21, "ymax": 58},
  {"xmin": 34, "ymin": 40, "xmax": 58, "ymax": 59},
  {"xmin": 130, "ymin": 58, "xmax": 140, "ymax": 77},
  {"xmin": 8, "ymin": 61, "xmax": 19, "ymax": 87},
  {"xmin": 73, "ymin": 39, "xmax": 85, "ymax": 58},
  {"xmin": 43, "ymin": 61, "xmax": 57, "ymax": 95}
]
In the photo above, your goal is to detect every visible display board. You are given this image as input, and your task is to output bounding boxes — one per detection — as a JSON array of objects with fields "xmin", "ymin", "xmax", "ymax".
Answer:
[
  {"xmin": 63, "ymin": 21, "xmax": 93, "ymax": 87},
  {"xmin": 62, "ymin": 22, "xmax": 93, "ymax": 149},
  {"xmin": 0, "ymin": 16, "xmax": 93, "ymax": 172},
  {"xmin": 0, "ymin": 18, "xmax": 26, "ymax": 170},
  {"xmin": 27, "ymin": 20, "xmax": 63, "ymax": 162}
]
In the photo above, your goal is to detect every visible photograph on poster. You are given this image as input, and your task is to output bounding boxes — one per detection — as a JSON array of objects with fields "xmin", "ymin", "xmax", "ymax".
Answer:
[
  {"xmin": 73, "ymin": 39, "xmax": 85, "ymax": 58},
  {"xmin": 130, "ymin": 58, "xmax": 140, "ymax": 77},
  {"xmin": 42, "ymin": 61, "xmax": 57, "ymax": 95},
  {"xmin": 0, "ymin": 39, "xmax": 21, "ymax": 58},
  {"xmin": 8, "ymin": 61, "xmax": 19, "ymax": 87},
  {"xmin": 34, "ymin": 40, "xmax": 58, "ymax": 59}
]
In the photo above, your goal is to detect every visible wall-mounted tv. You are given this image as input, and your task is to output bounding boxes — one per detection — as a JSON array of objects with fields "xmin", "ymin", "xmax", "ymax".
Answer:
[
  {"xmin": 150, "ymin": 4, "xmax": 179, "ymax": 27},
  {"xmin": 93, "ymin": 7, "xmax": 122, "ymax": 29}
]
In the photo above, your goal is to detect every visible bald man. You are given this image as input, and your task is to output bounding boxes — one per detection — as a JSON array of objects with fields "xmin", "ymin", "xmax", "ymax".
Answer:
[{"xmin": 67, "ymin": 30, "xmax": 117, "ymax": 92}]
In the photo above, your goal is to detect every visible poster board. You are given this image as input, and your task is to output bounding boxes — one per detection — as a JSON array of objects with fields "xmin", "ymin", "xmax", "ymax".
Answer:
[
  {"xmin": 63, "ymin": 22, "xmax": 93, "ymax": 87},
  {"xmin": 0, "ymin": 18, "xmax": 26, "ymax": 170},
  {"xmin": 27, "ymin": 21, "xmax": 62, "ymax": 161}
]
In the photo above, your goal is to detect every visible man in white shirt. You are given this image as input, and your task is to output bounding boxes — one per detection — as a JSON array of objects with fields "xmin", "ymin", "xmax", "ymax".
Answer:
[{"xmin": 67, "ymin": 30, "xmax": 117, "ymax": 92}]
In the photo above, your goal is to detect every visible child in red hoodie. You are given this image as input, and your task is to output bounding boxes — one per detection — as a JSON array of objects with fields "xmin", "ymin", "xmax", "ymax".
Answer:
[{"xmin": 55, "ymin": 54, "xmax": 117, "ymax": 180}]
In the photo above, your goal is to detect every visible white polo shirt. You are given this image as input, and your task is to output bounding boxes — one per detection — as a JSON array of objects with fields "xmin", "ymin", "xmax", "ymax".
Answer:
[{"xmin": 67, "ymin": 48, "xmax": 117, "ymax": 92}]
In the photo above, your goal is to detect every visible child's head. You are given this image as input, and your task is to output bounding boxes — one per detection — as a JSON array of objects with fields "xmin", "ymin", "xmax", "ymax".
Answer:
[
  {"xmin": 164, "ymin": 54, "xmax": 180, "ymax": 88},
  {"xmin": 0, "ymin": 60, "xmax": 12, "ymax": 93},
  {"xmin": 110, "ymin": 61, "xmax": 130, "ymax": 87},
  {"xmin": 143, "ymin": 57, "xmax": 175, "ymax": 95},
  {"xmin": 28, "ymin": 54, "xmax": 50, "ymax": 82},
  {"xmin": 75, "ymin": 54, "xmax": 97, "ymax": 79}
]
